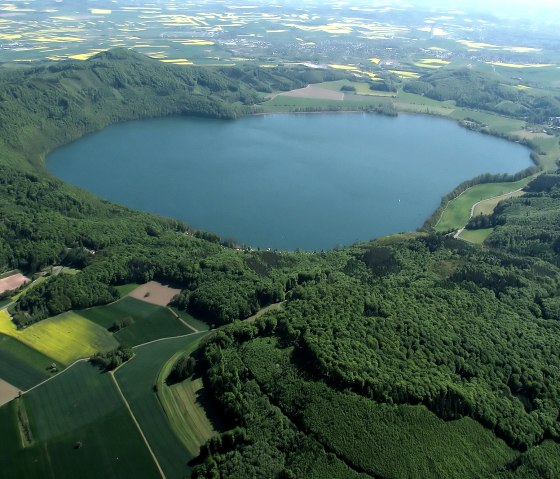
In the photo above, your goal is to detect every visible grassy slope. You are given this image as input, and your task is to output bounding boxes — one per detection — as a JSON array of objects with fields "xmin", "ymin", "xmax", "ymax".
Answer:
[
  {"xmin": 115, "ymin": 334, "xmax": 207, "ymax": 479},
  {"xmin": 0, "ymin": 361, "xmax": 161, "ymax": 479},
  {"xmin": 0, "ymin": 310, "xmax": 118, "ymax": 365},
  {"xmin": 459, "ymin": 228, "xmax": 494, "ymax": 244},
  {"xmin": 0, "ymin": 334, "xmax": 54, "ymax": 390},
  {"xmin": 157, "ymin": 346, "xmax": 217, "ymax": 457},
  {"xmin": 473, "ymin": 190, "xmax": 525, "ymax": 216},
  {"xmin": 79, "ymin": 297, "xmax": 190, "ymax": 347},
  {"xmin": 435, "ymin": 178, "xmax": 531, "ymax": 232}
]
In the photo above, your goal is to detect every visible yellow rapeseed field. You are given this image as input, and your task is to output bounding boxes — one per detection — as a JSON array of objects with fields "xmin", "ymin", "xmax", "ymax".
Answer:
[{"xmin": 0, "ymin": 311, "xmax": 118, "ymax": 365}]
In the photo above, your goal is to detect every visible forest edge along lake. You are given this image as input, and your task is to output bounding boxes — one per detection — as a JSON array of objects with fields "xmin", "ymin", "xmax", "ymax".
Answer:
[{"xmin": 46, "ymin": 113, "xmax": 532, "ymax": 251}]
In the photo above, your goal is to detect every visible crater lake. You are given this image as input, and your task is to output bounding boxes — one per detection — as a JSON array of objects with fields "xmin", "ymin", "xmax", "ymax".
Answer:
[{"xmin": 47, "ymin": 113, "xmax": 532, "ymax": 250}]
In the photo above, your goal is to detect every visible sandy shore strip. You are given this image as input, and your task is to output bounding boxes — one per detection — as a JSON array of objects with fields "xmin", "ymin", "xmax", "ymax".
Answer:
[
  {"xmin": 127, "ymin": 281, "xmax": 181, "ymax": 307},
  {"xmin": 0, "ymin": 273, "xmax": 30, "ymax": 295},
  {"xmin": 0, "ymin": 378, "xmax": 20, "ymax": 407},
  {"xmin": 279, "ymin": 84, "xmax": 345, "ymax": 101}
]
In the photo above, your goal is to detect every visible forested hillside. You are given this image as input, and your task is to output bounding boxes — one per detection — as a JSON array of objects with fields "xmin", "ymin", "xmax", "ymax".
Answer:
[
  {"xmin": 404, "ymin": 68, "xmax": 560, "ymax": 123},
  {"xmin": 1, "ymin": 50, "xmax": 560, "ymax": 478},
  {"xmin": 0, "ymin": 48, "xmax": 345, "ymax": 169},
  {"xmin": 191, "ymin": 189, "xmax": 560, "ymax": 476}
]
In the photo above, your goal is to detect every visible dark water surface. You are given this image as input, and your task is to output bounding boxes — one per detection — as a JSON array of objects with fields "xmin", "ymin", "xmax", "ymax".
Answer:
[{"xmin": 47, "ymin": 113, "xmax": 531, "ymax": 250}]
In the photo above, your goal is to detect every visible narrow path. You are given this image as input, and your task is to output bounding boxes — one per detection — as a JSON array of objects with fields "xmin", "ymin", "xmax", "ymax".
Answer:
[
  {"xmin": 109, "ymin": 372, "xmax": 167, "ymax": 479},
  {"xmin": 167, "ymin": 307, "xmax": 199, "ymax": 333},
  {"xmin": 454, "ymin": 187, "xmax": 523, "ymax": 239},
  {"xmin": 22, "ymin": 358, "xmax": 88, "ymax": 394}
]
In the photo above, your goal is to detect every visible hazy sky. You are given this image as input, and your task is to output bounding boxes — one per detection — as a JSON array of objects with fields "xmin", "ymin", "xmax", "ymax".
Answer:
[
  {"xmin": 415, "ymin": 0, "xmax": 557, "ymax": 11},
  {"xmin": 411, "ymin": 0, "xmax": 558, "ymax": 21}
]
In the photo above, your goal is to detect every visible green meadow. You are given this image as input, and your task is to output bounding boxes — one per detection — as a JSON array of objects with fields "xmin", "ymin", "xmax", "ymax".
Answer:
[{"xmin": 435, "ymin": 178, "xmax": 531, "ymax": 232}]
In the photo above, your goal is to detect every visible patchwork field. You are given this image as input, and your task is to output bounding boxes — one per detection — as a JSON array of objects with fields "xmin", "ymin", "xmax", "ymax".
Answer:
[
  {"xmin": 0, "ymin": 310, "xmax": 118, "ymax": 365},
  {"xmin": 115, "ymin": 333, "xmax": 207, "ymax": 479},
  {"xmin": 79, "ymin": 297, "xmax": 190, "ymax": 347},
  {"xmin": 127, "ymin": 281, "xmax": 181, "ymax": 306},
  {"xmin": 0, "ymin": 362, "xmax": 161, "ymax": 479}
]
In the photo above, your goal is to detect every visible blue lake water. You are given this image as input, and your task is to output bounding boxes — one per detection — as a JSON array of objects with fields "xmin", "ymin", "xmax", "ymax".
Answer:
[{"xmin": 47, "ymin": 113, "xmax": 532, "ymax": 250}]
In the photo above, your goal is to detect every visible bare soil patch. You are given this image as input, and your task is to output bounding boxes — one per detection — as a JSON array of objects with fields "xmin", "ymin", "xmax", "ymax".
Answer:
[
  {"xmin": 280, "ymin": 85, "xmax": 345, "ymax": 101},
  {"xmin": 0, "ymin": 377, "xmax": 20, "ymax": 406},
  {"xmin": 128, "ymin": 281, "xmax": 181, "ymax": 307},
  {"xmin": 0, "ymin": 274, "xmax": 30, "ymax": 295}
]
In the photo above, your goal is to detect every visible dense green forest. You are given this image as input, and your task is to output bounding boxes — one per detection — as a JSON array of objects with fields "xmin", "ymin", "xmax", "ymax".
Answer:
[
  {"xmin": 2, "ymin": 50, "xmax": 560, "ymax": 478},
  {"xmin": 190, "ymin": 190, "xmax": 560, "ymax": 476}
]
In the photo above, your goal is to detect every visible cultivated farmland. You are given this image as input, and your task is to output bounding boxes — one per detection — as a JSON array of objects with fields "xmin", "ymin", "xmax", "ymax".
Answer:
[
  {"xmin": 0, "ymin": 377, "xmax": 19, "ymax": 406},
  {"xmin": 0, "ymin": 361, "xmax": 161, "ymax": 479},
  {"xmin": 157, "ymin": 347, "xmax": 218, "ymax": 457},
  {"xmin": 127, "ymin": 281, "xmax": 181, "ymax": 307},
  {"xmin": 79, "ymin": 297, "xmax": 190, "ymax": 347},
  {"xmin": 0, "ymin": 273, "xmax": 30, "ymax": 294},
  {"xmin": 0, "ymin": 310, "xmax": 118, "ymax": 365},
  {"xmin": 0, "ymin": 334, "xmax": 54, "ymax": 390},
  {"xmin": 115, "ymin": 333, "xmax": 207, "ymax": 479}
]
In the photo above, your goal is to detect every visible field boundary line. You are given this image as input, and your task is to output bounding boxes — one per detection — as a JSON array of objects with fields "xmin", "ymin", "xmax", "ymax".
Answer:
[
  {"xmin": 22, "ymin": 358, "xmax": 88, "ymax": 394},
  {"xmin": 110, "ymin": 372, "xmax": 167, "ymax": 479},
  {"xmin": 132, "ymin": 331, "xmax": 207, "ymax": 350},
  {"xmin": 19, "ymin": 331, "xmax": 205, "ymax": 394}
]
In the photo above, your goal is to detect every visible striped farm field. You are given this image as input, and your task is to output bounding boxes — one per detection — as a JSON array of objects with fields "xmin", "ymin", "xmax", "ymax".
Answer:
[
  {"xmin": 0, "ymin": 334, "xmax": 55, "ymax": 390},
  {"xmin": 157, "ymin": 346, "xmax": 217, "ymax": 457},
  {"xmin": 115, "ymin": 333, "xmax": 207, "ymax": 479},
  {"xmin": 0, "ymin": 361, "xmax": 161, "ymax": 479},
  {"xmin": 0, "ymin": 310, "xmax": 118, "ymax": 365}
]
